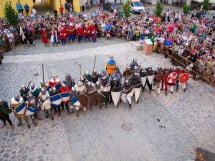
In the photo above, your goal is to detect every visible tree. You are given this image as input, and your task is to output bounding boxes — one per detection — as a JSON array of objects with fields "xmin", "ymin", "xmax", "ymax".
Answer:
[
  {"xmin": 4, "ymin": 1, "xmax": 18, "ymax": 26},
  {"xmin": 122, "ymin": 0, "xmax": 131, "ymax": 18},
  {"xmin": 202, "ymin": 0, "xmax": 210, "ymax": 11},
  {"xmin": 154, "ymin": 2, "xmax": 163, "ymax": 17},
  {"xmin": 183, "ymin": 5, "xmax": 191, "ymax": 16}
]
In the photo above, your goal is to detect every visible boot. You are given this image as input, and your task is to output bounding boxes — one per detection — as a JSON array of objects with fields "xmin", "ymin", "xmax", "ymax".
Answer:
[
  {"xmin": 10, "ymin": 125, "xmax": 15, "ymax": 130},
  {"xmin": 1, "ymin": 122, "xmax": 6, "ymax": 127},
  {"xmin": 17, "ymin": 122, "xmax": 22, "ymax": 127}
]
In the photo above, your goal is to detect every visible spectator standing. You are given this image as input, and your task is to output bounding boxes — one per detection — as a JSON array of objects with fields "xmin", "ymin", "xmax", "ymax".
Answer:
[
  {"xmin": 59, "ymin": 5, "xmax": 64, "ymax": 16},
  {"xmin": 24, "ymin": 3, "xmax": 30, "ymax": 16}
]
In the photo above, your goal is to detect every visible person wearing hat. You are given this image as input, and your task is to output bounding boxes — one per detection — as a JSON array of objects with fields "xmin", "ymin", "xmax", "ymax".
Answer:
[
  {"xmin": 106, "ymin": 56, "xmax": 117, "ymax": 76},
  {"xmin": 0, "ymin": 99, "xmax": 14, "ymax": 130}
]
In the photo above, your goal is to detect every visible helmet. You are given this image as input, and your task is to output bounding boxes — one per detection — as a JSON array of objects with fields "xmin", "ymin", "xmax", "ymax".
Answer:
[
  {"xmin": 28, "ymin": 93, "xmax": 33, "ymax": 99},
  {"xmin": 31, "ymin": 84, "xmax": 35, "ymax": 90},
  {"xmin": 14, "ymin": 95, "xmax": 20, "ymax": 102},
  {"xmin": 78, "ymin": 81, "xmax": 83, "ymax": 86},
  {"xmin": 66, "ymin": 74, "xmax": 71, "ymax": 79},
  {"xmin": 41, "ymin": 88, "xmax": 46, "ymax": 94},
  {"xmin": 21, "ymin": 84, "xmax": 26, "ymax": 89},
  {"xmin": 62, "ymin": 83, "xmax": 66, "ymax": 88}
]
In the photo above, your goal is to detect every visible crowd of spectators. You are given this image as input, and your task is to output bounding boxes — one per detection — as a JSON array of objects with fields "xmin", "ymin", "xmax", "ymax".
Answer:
[{"xmin": 0, "ymin": 5, "xmax": 214, "ymax": 83}]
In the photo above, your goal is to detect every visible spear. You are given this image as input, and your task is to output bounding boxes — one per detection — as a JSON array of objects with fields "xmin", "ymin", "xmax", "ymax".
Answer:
[
  {"xmin": 42, "ymin": 64, "xmax": 45, "ymax": 85},
  {"xmin": 92, "ymin": 55, "xmax": 97, "ymax": 73}
]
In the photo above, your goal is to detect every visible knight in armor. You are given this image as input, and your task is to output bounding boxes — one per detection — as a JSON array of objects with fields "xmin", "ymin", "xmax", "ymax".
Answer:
[
  {"xmin": 49, "ymin": 75, "xmax": 62, "ymax": 91},
  {"xmin": 50, "ymin": 87, "xmax": 61, "ymax": 116},
  {"xmin": 26, "ymin": 93, "xmax": 38, "ymax": 126},
  {"xmin": 167, "ymin": 68, "xmax": 175, "ymax": 94},
  {"xmin": 60, "ymin": 83, "xmax": 71, "ymax": 115},
  {"xmin": 30, "ymin": 83, "xmax": 41, "ymax": 98},
  {"xmin": 121, "ymin": 79, "xmax": 134, "ymax": 108},
  {"xmin": 110, "ymin": 77, "xmax": 122, "ymax": 90},
  {"xmin": 111, "ymin": 67, "xmax": 122, "ymax": 81},
  {"xmin": 91, "ymin": 70, "xmax": 99, "ymax": 84},
  {"xmin": 10, "ymin": 95, "xmax": 31, "ymax": 128},
  {"xmin": 100, "ymin": 76, "xmax": 111, "ymax": 105},
  {"xmin": 154, "ymin": 67, "xmax": 163, "ymax": 95},
  {"xmin": 129, "ymin": 59, "xmax": 139, "ymax": 71},
  {"xmin": 83, "ymin": 70, "xmax": 92, "ymax": 82},
  {"xmin": 86, "ymin": 81, "xmax": 96, "ymax": 93},
  {"xmin": 145, "ymin": 67, "xmax": 154, "ymax": 91},
  {"xmin": 64, "ymin": 74, "xmax": 75, "ymax": 89},
  {"xmin": 74, "ymin": 81, "xmax": 87, "ymax": 95},
  {"xmin": 38, "ymin": 88, "xmax": 53, "ymax": 119},
  {"xmin": 0, "ymin": 99, "xmax": 14, "ymax": 129},
  {"xmin": 20, "ymin": 84, "xmax": 30, "ymax": 101},
  {"xmin": 140, "ymin": 68, "xmax": 148, "ymax": 90},
  {"xmin": 110, "ymin": 77, "xmax": 122, "ymax": 106}
]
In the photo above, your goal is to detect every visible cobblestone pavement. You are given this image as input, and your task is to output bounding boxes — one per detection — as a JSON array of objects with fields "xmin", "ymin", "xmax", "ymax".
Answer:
[{"xmin": 0, "ymin": 37, "xmax": 215, "ymax": 161}]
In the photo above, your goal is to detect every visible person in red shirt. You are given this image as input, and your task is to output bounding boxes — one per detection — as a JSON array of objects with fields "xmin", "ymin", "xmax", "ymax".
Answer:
[
  {"xmin": 84, "ymin": 23, "xmax": 91, "ymax": 42},
  {"xmin": 89, "ymin": 23, "xmax": 97, "ymax": 42},
  {"xmin": 60, "ymin": 27, "xmax": 67, "ymax": 45},
  {"xmin": 76, "ymin": 24, "xmax": 84, "ymax": 43},
  {"xmin": 49, "ymin": 75, "xmax": 61, "ymax": 88},
  {"xmin": 60, "ymin": 83, "xmax": 71, "ymax": 115},
  {"xmin": 59, "ymin": 5, "xmax": 64, "ymax": 16},
  {"xmin": 41, "ymin": 27, "xmax": 49, "ymax": 46},
  {"xmin": 67, "ymin": 23, "xmax": 76, "ymax": 42}
]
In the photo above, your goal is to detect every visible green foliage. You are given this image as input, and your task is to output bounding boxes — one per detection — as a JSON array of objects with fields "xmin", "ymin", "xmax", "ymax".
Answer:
[
  {"xmin": 202, "ymin": 0, "xmax": 210, "ymax": 11},
  {"xmin": 4, "ymin": 1, "xmax": 18, "ymax": 26},
  {"xmin": 183, "ymin": 5, "xmax": 191, "ymax": 16},
  {"xmin": 122, "ymin": 0, "xmax": 131, "ymax": 18},
  {"xmin": 154, "ymin": 2, "xmax": 163, "ymax": 17}
]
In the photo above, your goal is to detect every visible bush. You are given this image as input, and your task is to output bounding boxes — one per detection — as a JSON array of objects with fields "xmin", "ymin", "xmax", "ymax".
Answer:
[
  {"xmin": 154, "ymin": 2, "xmax": 163, "ymax": 17},
  {"xmin": 4, "ymin": 1, "xmax": 18, "ymax": 26},
  {"xmin": 122, "ymin": 0, "xmax": 131, "ymax": 18},
  {"xmin": 183, "ymin": 5, "xmax": 191, "ymax": 16},
  {"xmin": 202, "ymin": 0, "xmax": 210, "ymax": 11}
]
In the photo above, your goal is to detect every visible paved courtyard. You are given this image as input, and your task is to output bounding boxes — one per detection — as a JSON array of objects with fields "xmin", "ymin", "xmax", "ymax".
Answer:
[{"xmin": 0, "ymin": 37, "xmax": 215, "ymax": 161}]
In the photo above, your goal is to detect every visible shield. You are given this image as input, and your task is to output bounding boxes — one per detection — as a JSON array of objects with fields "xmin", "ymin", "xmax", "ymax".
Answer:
[
  {"xmin": 134, "ymin": 87, "xmax": 141, "ymax": 103},
  {"xmin": 141, "ymin": 77, "xmax": 147, "ymax": 86},
  {"xmin": 26, "ymin": 106, "xmax": 38, "ymax": 116},
  {"xmin": 78, "ymin": 94, "xmax": 94, "ymax": 108},
  {"xmin": 15, "ymin": 102, "xmax": 26, "ymax": 115},
  {"xmin": 111, "ymin": 87, "xmax": 122, "ymax": 107},
  {"xmin": 147, "ymin": 75, "xmax": 154, "ymax": 85},
  {"xmin": 167, "ymin": 72, "xmax": 177, "ymax": 83},
  {"xmin": 55, "ymin": 83, "xmax": 61, "ymax": 90},
  {"xmin": 50, "ymin": 94, "xmax": 62, "ymax": 106},
  {"xmin": 179, "ymin": 73, "xmax": 189, "ymax": 83},
  {"xmin": 61, "ymin": 92, "xmax": 70, "ymax": 102},
  {"xmin": 70, "ymin": 95, "xmax": 81, "ymax": 109}
]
